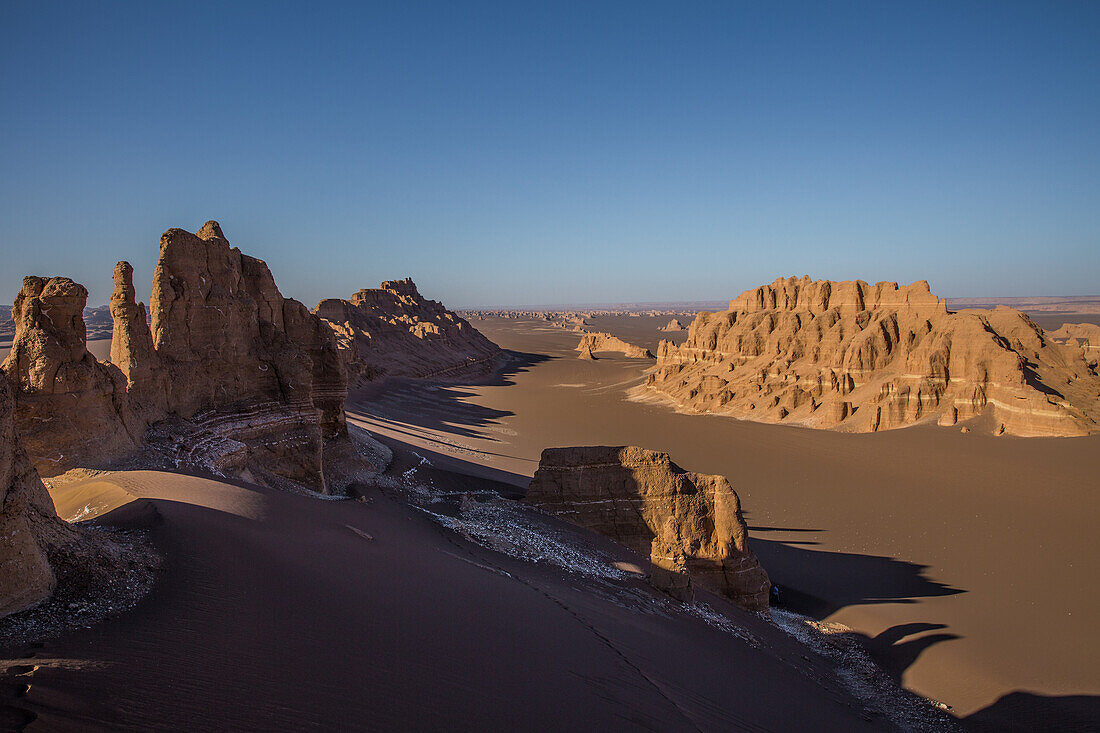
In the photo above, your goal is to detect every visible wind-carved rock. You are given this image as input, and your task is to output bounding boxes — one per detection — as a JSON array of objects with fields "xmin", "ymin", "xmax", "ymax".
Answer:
[
  {"xmin": 575, "ymin": 332, "xmax": 655, "ymax": 359},
  {"xmin": 7, "ymin": 221, "xmax": 363, "ymax": 493},
  {"xmin": 0, "ymin": 374, "xmax": 76, "ymax": 617},
  {"xmin": 315, "ymin": 278, "xmax": 501, "ymax": 385},
  {"xmin": 525, "ymin": 446, "xmax": 771, "ymax": 611},
  {"xmin": 637, "ymin": 277, "xmax": 1100, "ymax": 437},
  {"xmin": 659, "ymin": 319, "xmax": 685, "ymax": 332},
  {"xmin": 1, "ymin": 276, "xmax": 140, "ymax": 475}
]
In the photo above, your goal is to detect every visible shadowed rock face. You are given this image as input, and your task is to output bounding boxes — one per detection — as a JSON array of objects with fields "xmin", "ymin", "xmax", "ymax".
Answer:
[
  {"xmin": 639, "ymin": 277, "xmax": 1100, "ymax": 436},
  {"xmin": 0, "ymin": 375, "xmax": 73, "ymax": 617},
  {"xmin": 7, "ymin": 222, "xmax": 355, "ymax": 493},
  {"xmin": 316, "ymin": 278, "xmax": 501, "ymax": 385},
  {"xmin": 575, "ymin": 332, "xmax": 654, "ymax": 359},
  {"xmin": 1, "ymin": 276, "xmax": 140, "ymax": 475},
  {"xmin": 525, "ymin": 446, "xmax": 771, "ymax": 611},
  {"xmin": 112, "ymin": 222, "xmax": 351, "ymax": 492}
]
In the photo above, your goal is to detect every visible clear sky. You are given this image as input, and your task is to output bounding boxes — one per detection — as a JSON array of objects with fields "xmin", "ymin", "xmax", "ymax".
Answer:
[{"xmin": 1, "ymin": 1, "xmax": 1097, "ymax": 309}]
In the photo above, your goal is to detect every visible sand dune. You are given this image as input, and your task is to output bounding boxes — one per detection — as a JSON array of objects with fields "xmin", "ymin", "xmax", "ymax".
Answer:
[
  {"xmin": 0, "ymin": 466, "xmax": 950, "ymax": 731},
  {"xmin": 348, "ymin": 315, "xmax": 1100, "ymax": 729}
]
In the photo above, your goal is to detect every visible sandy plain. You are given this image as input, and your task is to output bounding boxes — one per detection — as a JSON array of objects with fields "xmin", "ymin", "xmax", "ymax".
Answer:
[{"xmin": 349, "ymin": 314, "xmax": 1100, "ymax": 730}]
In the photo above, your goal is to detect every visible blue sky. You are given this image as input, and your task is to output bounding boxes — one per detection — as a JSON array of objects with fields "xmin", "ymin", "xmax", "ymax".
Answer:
[{"xmin": 1, "ymin": 1, "xmax": 1097, "ymax": 308}]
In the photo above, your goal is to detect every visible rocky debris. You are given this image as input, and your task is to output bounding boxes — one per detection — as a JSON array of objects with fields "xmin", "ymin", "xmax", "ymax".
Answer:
[
  {"xmin": 1, "ymin": 277, "xmax": 140, "ymax": 475},
  {"xmin": 315, "ymin": 278, "xmax": 502, "ymax": 386},
  {"xmin": 638, "ymin": 277, "xmax": 1100, "ymax": 436},
  {"xmin": 525, "ymin": 446, "xmax": 771, "ymax": 611},
  {"xmin": 659, "ymin": 318, "xmax": 685, "ymax": 332},
  {"xmin": 575, "ymin": 332, "xmax": 655, "ymax": 359}
]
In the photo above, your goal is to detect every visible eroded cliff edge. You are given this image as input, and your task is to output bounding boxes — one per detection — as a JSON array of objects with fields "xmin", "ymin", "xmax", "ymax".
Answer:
[
  {"xmin": 525, "ymin": 446, "xmax": 771, "ymax": 611},
  {"xmin": 3, "ymin": 222, "xmax": 374, "ymax": 493},
  {"xmin": 636, "ymin": 277, "xmax": 1100, "ymax": 436},
  {"xmin": 316, "ymin": 278, "xmax": 502, "ymax": 386}
]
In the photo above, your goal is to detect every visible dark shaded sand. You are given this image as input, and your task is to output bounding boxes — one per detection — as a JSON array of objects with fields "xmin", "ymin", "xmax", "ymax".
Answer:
[
  {"xmin": 347, "ymin": 316, "xmax": 1100, "ymax": 729},
  {"xmin": 0, "ymin": 467, "xmax": 921, "ymax": 731}
]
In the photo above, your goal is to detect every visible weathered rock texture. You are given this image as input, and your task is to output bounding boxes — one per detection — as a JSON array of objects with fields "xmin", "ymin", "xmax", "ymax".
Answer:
[
  {"xmin": 1049, "ymin": 323, "xmax": 1100, "ymax": 369},
  {"xmin": 525, "ymin": 446, "xmax": 771, "ymax": 610},
  {"xmin": 638, "ymin": 277, "xmax": 1100, "ymax": 436},
  {"xmin": 115, "ymin": 222, "xmax": 352, "ymax": 492},
  {"xmin": 1, "ymin": 277, "xmax": 140, "ymax": 475},
  {"xmin": 660, "ymin": 319, "xmax": 685, "ymax": 332},
  {"xmin": 6, "ymin": 222, "xmax": 361, "ymax": 493},
  {"xmin": 575, "ymin": 332, "xmax": 655, "ymax": 359},
  {"xmin": 315, "ymin": 279, "xmax": 502, "ymax": 385},
  {"xmin": 0, "ymin": 375, "xmax": 75, "ymax": 617}
]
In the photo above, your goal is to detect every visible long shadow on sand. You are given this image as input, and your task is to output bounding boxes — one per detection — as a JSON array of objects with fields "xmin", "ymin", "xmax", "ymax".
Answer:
[{"xmin": 347, "ymin": 350, "xmax": 552, "ymax": 443}]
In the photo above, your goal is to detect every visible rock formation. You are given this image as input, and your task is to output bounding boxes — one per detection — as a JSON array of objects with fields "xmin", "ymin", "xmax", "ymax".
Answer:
[
  {"xmin": 637, "ymin": 277, "xmax": 1100, "ymax": 436},
  {"xmin": 0, "ymin": 374, "xmax": 76, "ymax": 617},
  {"xmin": 660, "ymin": 318, "xmax": 685, "ymax": 332},
  {"xmin": 1049, "ymin": 323, "xmax": 1100, "ymax": 369},
  {"xmin": 6, "ymin": 222, "xmax": 364, "ymax": 493},
  {"xmin": 525, "ymin": 446, "xmax": 770, "ymax": 611},
  {"xmin": 1, "ymin": 276, "xmax": 140, "ymax": 475},
  {"xmin": 575, "ymin": 332, "xmax": 655, "ymax": 359},
  {"xmin": 315, "ymin": 279, "xmax": 502, "ymax": 385}
]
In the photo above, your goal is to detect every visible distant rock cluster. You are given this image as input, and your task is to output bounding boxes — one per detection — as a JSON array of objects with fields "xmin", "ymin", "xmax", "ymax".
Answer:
[
  {"xmin": 575, "ymin": 332, "xmax": 654, "ymax": 359},
  {"xmin": 317, "ymin": 278, "xmax": 502, "ymax": 386},
  {"xmin": 526, "ymin": 446, "xmax": 771, "ymax": 610},
  {"xmin": 638, "ymin": 277, "xmax": 1100, "ymax": 436}
]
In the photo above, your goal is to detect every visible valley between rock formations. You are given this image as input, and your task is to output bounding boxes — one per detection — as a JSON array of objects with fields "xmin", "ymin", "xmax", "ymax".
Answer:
[{"xmin": 1, "ymin": 251, "xmax": 1098, "ymax": 731}]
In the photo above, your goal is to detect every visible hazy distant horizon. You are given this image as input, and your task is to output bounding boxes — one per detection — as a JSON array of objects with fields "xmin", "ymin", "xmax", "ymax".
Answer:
[{"xmin": 2, "ymin": 3, "xmax": 1097, "ymax": 310}]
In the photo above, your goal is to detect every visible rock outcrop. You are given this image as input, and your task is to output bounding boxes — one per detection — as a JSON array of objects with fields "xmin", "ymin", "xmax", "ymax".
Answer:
[
  {"xmin": 0, "ymin": 374, "xmax": 75, "ymax": 617},
  {"xmin": 637, "ymin": 277, "xmax": 1100, "ymax": 436},
  {"xmin": 575, "ymin": 332, "xmax": 655, "ymax": 359},
  {"xmin": 1, "ymin": 277, "xmax": 140, "ymax": 475},
  {"xmin": 660, "ymin": 319, "xmax": 685, "ymax": 332},
  {"xmin": 6, "ymin": 222, "xmax": 364, "ymax": 493},
  {"xmin": 1049, "ymin": 323, "xmax": 1100, "ymax": 369},
  {"xmin": 525, "ymin": 446, "xmax": 771, "ymax": 611},
  {"xmin": 315, "ymin": 279, "xmax": 502, "ymax": 385}
]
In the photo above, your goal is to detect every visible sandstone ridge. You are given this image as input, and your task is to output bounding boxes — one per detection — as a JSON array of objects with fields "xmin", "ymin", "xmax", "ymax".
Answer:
[
  {"xmin": 525, "ymin": 446, "xmax": 770, "ymax": 610},
  {"xmin": 575, "ymin": 332, "xmax": 654, "ymax": 359},
  {"xmin": 316, "ymin": 278, "xmax": 502, "ymax": 385},
  {"xmin": 637, "ymin": 276, "xmax": 1100, "ymax": 436},
  {"xmin": 5, "ymin": 222, "xmax": 371, "ymax": 493}
]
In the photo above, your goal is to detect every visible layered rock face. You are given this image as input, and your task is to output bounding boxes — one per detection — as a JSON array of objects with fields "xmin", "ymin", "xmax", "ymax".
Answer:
[
  {"xmin": 1, "ymin": 277, "xmax": 140, "ymax": 475},
  {"xmin": 112, "ymin": 222, "xmax": 351, "ymax": 492},
  {"xmin": 639, "ymin": 277, "xmax": 1100, "ymax": 437},
  {"xmin": 0, "ymin": 375, "xmax": 74, "ymax": 617},
  {"xmin": 526, "ymin": 446, "xmax": 771, "ymax": 611},
  {"xmin": 660, "ymin": 319, "xmax": 685, "ymax": 332},
  {"xmin": 7, "ymin": 222, "xmax": 356, "ymax": 493},
  {"xmin": 575, "ymin": 332, "xmax": 655, "ymax": 359},
  {"xmin": 315, "ymin": 278, "xmax": 501, "ymax": 385}
]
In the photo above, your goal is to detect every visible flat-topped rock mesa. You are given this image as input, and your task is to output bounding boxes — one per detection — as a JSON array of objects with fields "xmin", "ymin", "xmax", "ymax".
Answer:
[
  {"xmin": 638, "ymin": 276, "xmax": 1100, "ymax": 437},
  {"xmin": 6, "ymin": 221, "xmax": 361, "ymax": 493},
  {"xmin": 660, "ymin": 318, "xmax": 685, "ymax": 332},
  {"xmin": 1049, "ymin": 323, "xmax": 1100, "ymax": 368},
  {"xmin": 525, "ymin": 446, "xmax": 771, "ymax": 611},
  {"xmin": 0, "ymin": 374, "xmax": 77, "ymax": 617},
  {"xmin": 315, "ymin": 278, "xmax": 502, "ymax": 385},
  {"xmin": 1, "ymin": 276, "xmax": 142, "ymax": 472},
  {"xmin": 575, "ymin": 332, "xmax": 655, "ymax": 359}
]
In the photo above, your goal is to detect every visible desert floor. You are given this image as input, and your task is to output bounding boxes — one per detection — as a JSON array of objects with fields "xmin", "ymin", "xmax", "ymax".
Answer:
[{"xmin": 348, "ymin": 314, "xmax": 1100, "ymax": 729}]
